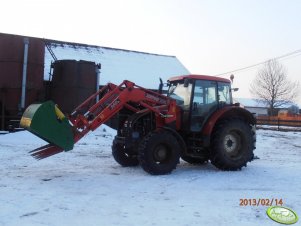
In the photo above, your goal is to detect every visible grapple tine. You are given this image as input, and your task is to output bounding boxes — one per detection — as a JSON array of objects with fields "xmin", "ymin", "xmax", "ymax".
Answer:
[
  {"xmin": 29, "ymin": 144, "xmax": 53, "ymax": 154},
  {"xmin": 30, "ymin": 145, "xmax": 64, "ymax": 160}
]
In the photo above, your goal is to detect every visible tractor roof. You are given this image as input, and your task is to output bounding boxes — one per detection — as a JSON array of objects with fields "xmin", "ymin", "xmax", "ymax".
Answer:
[{"xmin": 168, "ymin": 74, "xmax": 230, "ymax": 83}]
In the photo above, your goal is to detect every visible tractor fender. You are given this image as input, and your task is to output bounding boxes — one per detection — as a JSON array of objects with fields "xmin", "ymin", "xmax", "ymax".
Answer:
[
  {"xmin": 202, "ymin": 106, "xmax": 256, "ymax": 137},
  {"xmin": 160, "ymin": 126, "xmax": 188, "ymax": 155}
]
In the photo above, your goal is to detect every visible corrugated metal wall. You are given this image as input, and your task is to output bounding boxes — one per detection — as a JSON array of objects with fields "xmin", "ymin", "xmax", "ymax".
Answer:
[
  {"xmin": 0, "ymin": 33, "xmax": 45, "ymax": 116},
  {"xmin": 0, "ymin": 33, "xmax": 100, "ymax": 130}
]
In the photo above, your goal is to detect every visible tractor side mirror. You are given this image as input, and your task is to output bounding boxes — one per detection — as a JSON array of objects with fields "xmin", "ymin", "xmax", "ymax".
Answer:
[{"xmin": 184, "ymin": 79, "xmax": 189, "ymax": 87}]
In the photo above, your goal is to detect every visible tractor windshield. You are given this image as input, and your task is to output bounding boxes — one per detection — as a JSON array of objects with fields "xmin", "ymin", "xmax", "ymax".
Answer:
[{"xmin": 168, "ymin": 82, "xmax": 192, "ymax": 109}]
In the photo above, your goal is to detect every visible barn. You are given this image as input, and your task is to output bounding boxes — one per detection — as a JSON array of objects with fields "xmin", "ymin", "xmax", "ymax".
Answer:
[{"xmin": 0, "ymin": 32, "xmax": 189, "ymax": 130}]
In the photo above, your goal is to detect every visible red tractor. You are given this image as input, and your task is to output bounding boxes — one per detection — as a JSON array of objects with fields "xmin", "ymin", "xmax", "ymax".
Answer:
[{"xmin": 21, "ymin": 74, "xmax": 256, "ymax": 175}]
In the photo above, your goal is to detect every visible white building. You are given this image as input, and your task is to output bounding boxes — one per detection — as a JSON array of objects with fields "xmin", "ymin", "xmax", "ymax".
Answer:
[
  {"xmin": 236, "ymin": 98, "xmax": 299, "ymax": 116},
  {"xmin": 235, "ymin": 98, "xmax": 268, "ymax": 116}
]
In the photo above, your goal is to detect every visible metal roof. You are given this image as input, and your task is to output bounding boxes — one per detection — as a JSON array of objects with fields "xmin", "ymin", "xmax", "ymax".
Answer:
[{"xmin": 44, "ymin": 40, "xmax": 190, "ymax": 88}]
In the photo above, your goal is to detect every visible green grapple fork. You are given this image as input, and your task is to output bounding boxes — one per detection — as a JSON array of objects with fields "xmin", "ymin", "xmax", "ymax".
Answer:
[{"xmin": 20, "ymin": 101, "xmax": 74, "ymax": 155}]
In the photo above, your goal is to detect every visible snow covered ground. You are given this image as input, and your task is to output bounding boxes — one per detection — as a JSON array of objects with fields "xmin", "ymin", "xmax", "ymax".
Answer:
[{"xmin": 0, "ymin": 127, "xmax": 300, "ymax": 226}]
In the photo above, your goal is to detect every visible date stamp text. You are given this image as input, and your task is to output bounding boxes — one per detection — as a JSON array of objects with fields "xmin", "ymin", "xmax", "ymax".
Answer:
[{"xmin": 239, "ymin": 198, "xmax": 283, "ymax": 207}]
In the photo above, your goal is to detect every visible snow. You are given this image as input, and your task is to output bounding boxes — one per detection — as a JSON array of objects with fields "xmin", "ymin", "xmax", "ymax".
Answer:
[
  {"xmin": 0, "ymin": 127, "xmax": 300, "ymax": 226},
  {"xmin": 258, "ymin": 125, "xmax": 301, "ymax": 131},
  {"xmin": 44, "ymin": 43, "xmax": 190, "ymax": 89}
]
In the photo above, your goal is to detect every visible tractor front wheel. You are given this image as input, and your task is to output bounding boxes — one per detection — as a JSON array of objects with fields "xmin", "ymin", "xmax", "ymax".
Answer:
[
  {"xmin": 138, "ymin": 131, "xmax": 180, "ymax": 175},
  {"xmin": 210, "ymin": 119, "xmax": 255, "ymax": 170},
  {"xmin": 112, "ymin": 138, "xmax": 139, "ymax": 167}
]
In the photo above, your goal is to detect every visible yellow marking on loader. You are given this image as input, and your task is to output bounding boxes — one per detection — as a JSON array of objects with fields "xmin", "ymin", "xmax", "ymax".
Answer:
[
  {"xmin": 20, "ymin": 117, "xmax": 32, "ymax": 128},
  {"xmin": 54, "ymin": 105, "xmax": 65, "ymax": 120}
]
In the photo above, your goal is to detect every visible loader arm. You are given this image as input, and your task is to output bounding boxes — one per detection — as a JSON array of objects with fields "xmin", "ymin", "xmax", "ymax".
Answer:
[{"xmin": 21, "ymin": 80, "xmax": 178, "ymax": 159}]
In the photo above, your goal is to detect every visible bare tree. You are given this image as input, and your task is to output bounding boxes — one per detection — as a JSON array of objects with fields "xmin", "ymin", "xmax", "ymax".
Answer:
[{"xmin": 250, "ymin": 59, "xmax": 299, "ymax": 115}]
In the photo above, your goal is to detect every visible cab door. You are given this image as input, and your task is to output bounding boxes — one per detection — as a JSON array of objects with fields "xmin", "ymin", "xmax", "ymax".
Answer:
[{"xmin": 190, "ymin": 80, "xmax": 218, "ymax": 132}]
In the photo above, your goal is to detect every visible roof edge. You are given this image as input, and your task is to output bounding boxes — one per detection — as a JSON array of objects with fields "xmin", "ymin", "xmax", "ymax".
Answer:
[
  {"xmin": 45, "ymin": 39, "xmax": 176, "ymax": 58},
  {"xmin": 0, "ymin": 32, "xmax": 176, "ymax": 58}
]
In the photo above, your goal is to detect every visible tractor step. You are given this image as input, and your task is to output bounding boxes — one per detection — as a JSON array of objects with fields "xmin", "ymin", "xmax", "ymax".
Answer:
[{"xmin": 20, "ymin": 101, "xmax": 74, "ymax": 151}]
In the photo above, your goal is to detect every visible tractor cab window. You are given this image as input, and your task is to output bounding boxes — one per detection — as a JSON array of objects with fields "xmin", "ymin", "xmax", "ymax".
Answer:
[
  {"xmin": 168, "ymin": 82, "xmax": 192, "ymax": 110},
  {"xmin": 218, "ymin": 82, "xmax": 231, "ymax": 104},
  {"xmin": 191, "ymin": 80, "xmax": 218, "ymax": 132}
]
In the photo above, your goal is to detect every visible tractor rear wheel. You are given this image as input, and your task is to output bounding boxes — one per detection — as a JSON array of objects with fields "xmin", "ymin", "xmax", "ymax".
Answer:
[
  {"xmin": 138, "ymin": 131, "xmax": 180, "ymax": 175},
  {"xmin": 112, "ymin": 139, "xmax": 139, "ymax": 167},
  {"xmin": 210, "ymin": 119, "xmax": 255, "ymax": 170}
]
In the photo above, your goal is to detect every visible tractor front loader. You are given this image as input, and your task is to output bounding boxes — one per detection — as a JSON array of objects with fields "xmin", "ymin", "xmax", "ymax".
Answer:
[{"xmin": 21, "ymin": 75, "xmax": 256, "ymax": 175}]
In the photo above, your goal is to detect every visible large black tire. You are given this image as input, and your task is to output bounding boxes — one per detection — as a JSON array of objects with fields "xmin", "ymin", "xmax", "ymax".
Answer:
[
  {"xmin": 112, "ymin": 139, "xmax": 139, "ymax": 167},
  {"xmin": 138, "ymin": 131, "xmax": 180, "ymax": 175},
  {"xmin": 181, "ymin": 155, "xmax": 208, "ymax": 164},
  {"xmin": 210, "ymin": 119, "xmax": 255, "ymax": 171}
]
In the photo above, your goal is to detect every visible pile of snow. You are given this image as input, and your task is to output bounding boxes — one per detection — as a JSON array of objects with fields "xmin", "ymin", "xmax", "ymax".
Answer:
[{"xmin": 0, "ymin": 127, "xmax": 300, "ymax": 226}]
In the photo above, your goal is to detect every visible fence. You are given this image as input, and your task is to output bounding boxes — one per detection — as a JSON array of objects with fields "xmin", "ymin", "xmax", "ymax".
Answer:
[{"xmin": 256, "ymin": 115, "xmax": 301, "ymax": 131}]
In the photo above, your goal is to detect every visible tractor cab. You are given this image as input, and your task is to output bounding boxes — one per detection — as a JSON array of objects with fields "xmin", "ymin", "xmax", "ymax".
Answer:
[{"xmin": 168, "ymin": 75, "xmax": 233, "ymax": 132}]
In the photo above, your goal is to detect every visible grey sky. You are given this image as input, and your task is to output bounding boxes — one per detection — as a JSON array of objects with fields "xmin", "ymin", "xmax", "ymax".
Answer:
[{"xmin": 1, "ymin": 0, "xmax": 300, "ymax": 104}]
